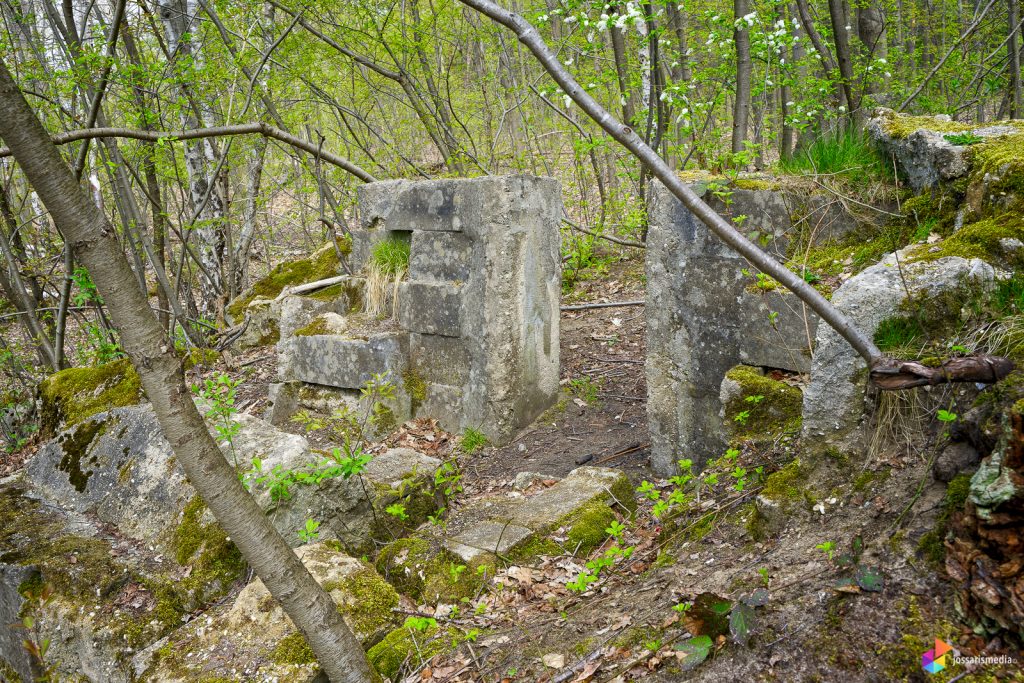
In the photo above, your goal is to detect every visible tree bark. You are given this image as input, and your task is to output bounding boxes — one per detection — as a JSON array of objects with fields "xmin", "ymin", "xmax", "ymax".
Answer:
[
  {"xmin": 1010, "ymin": 0, "xmax": 1022, "ymax": 117},
  {"xmin": 0, "ymin": 57, "xmax": 374, "ymax": 683},
  {"xmin": 732, "ymin": 0, "xmax": 753, "ymax": 154},
  {"xmin": 827, "ymin": 0, "xmax": 858, "ymax": 126}
]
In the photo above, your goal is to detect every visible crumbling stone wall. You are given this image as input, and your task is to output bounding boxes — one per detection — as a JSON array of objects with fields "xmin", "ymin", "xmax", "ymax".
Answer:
[
  {"xmin": 272, "ymin": 175, "xmax": 562, "ymax": 445},
  {"xmin": 645, "ymin": 179, "xmax": 857, "ymax": 476}
]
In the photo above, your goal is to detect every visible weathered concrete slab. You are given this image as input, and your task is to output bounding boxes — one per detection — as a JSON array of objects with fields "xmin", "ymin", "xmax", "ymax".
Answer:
[
  {"xmin": 409, "ymin": 334, "xmax": 471, "ymax": 385},
  {"xmin": 645, "ymin": 179, "xmax": 857, "ymax": 475},
  {"xmin": 445, "ymin": 521, "xmax": 534, "ymax": 563},
  {"xmin": 278, "ymin": 332, "xmax": 408, "ymax": 389},
  {"xmin": 511, "ymin": 466, "xmax": 633, "ymax": 531},
  {"xmin": 398, "ymin": 281, "xmax": 464, "ymax": 337}
]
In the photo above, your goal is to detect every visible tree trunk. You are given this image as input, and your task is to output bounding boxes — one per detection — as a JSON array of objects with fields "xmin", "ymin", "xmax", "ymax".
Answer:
[
  {"xmin": 828, "ymin": 0, "xmax": 858, "ymax": 125},
  {"xmin": 0, "ymin": 57, "xmax": 375, "ymax": 683},
  {"xmin": 1010, "ymin": 0, "xmax": 1022, "ymax": 116},
  {"xmin": 732, "ymin": 0, "xmax": 753, "ymax": 154},
  {"xmin": 156, "ymin": 0, "xmax": 227, "ymax": 317}
]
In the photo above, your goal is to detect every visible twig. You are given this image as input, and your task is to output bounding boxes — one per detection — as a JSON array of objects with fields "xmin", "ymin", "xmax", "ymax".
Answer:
[
  {"xmin": 593, "ymin": 442, "xmax": 649, "ymax": 465},
  {"xmin": 561, "ymin": 300, "xmax": 645, "ymax": 311},
  {"xmin": 562, "ymin": 218, "xmax": 646, "ymax": 248}
]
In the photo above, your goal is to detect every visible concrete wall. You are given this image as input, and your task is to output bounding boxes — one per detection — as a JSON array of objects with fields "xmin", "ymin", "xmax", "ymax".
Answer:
[
  {"xmin": 273, "ymin": 175, "xmax": 562, "ymax": 446},
  {"xmin": 645, "ymin": 179, "xmax": 857, "ymax": 475}
]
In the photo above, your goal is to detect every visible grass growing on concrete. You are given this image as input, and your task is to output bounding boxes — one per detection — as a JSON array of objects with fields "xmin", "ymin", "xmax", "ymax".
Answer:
[{"xmin": 365, "ymin": 236, "xmax": 410, "ymax": 318}]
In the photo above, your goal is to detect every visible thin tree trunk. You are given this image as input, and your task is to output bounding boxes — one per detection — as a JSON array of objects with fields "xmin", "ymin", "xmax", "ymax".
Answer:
[
  {"xmin": 828, "ymin": 0, "xmax": 858, "ymax": 125},
  {"xmin": 0, "ymin": 56, "xmax": 374, "ymax": 683},
  {"xmin": 732, "ymin": 0, "xmax": 753, "ymax": 154},
  {"xmin": 1010, "ymin": 0, "xmax": 1022, "ymax": 116}
]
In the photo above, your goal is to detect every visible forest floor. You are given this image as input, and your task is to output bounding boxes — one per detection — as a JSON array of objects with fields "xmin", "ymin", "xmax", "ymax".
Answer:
[{"xmin": 4, "ymin": 252, "xmax": 1022, "ymax": 682}]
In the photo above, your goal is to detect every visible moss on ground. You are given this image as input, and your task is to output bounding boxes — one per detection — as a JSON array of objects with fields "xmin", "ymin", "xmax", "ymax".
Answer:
[
  {"xmin": 366, "ymin": 622, "xmax": 456, "ymax": 681},
  {"xmin": 39, "ymin": 358, "xmax": 143, "ymax": 436},
  {"xmin": 327, "ymin": 566, "xmax": 401, "ymax": 637},
  {"xmin": 271, "ymin": 632, "xmax": 317, "ymax": 665},
  {"xmin": 722, "ymin": 366, "xmax": 803, "ymax": 444},
  {"xmin": 916, "ymin": 472, "xmax": 973, "ymax": 567},
  {"xmin": 171, "ymin": 496, "xmax": 246, "ymax": 597},
  {"xmin": 560, "ymin": 501, "xmax": 616, "ymax": 555},
  {"xmin": 760, "ymin": 459, "xmax": 805, "ymax": 502},
  {"xmin": 226, "ymin": 241, "xmax": 346, "ymax": 322}
]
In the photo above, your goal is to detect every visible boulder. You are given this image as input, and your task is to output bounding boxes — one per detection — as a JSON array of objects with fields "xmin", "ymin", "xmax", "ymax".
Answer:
[
  {"xmin": 802, "ymin": 252, "xmax": 999, "ymax": 451},
  {"xmin": 139, "ymin": 543, "xmax": 401, "ymax": 682}
]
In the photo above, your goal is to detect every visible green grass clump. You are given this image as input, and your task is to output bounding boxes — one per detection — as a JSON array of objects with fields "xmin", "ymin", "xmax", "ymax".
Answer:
[
  {"xmin": 370, "ymin": 236, "xmax": 411, "ymax": 276},
  {"xmin": 779, "ymin": 130, "xmax": 891, "ymax": 184},
  {"xmin": 460, "ymin": 427, "xmax": 488, "ymax": 454},
  {"xmin": 874, "ymin": 316, "xmax": 926, "ymax": 354}
]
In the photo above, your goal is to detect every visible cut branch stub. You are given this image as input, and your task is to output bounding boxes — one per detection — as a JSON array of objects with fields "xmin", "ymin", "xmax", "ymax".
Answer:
[{"xmin": 870, "ymin": 355, "xmax": 1016, "ymax": 390}]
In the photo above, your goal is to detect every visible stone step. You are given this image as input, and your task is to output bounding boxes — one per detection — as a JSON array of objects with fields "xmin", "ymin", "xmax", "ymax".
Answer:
[
  {"xmin": 510, "ymin": 466, "xmax": 635, "ymax": 532},
  {"xmin": 278, "ymin": 331, "xmax": 408, "ymax": 389}
]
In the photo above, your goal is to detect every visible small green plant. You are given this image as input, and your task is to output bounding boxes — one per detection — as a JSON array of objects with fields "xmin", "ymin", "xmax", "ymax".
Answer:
[
  {"xmin": 449, "ymin": 563, "xmax": 467, "ymax": 582},
  {"xmin": 937, "ymin": 409, "xmax": 958, "ymax": 423},
  {"xmin": 569, "ymin": 375, "xmax": 602, "ymax": 405},
  {"xmin": 816, "ymin": 540, "xmax": 836, "ymax": 561},
  {"xmin": 370, "ymin": 236, "xmax": 411, "ymax": 275},
  {"xmin": 943, "ymin": 131, "xmax": 984, "ymax": 146},
  {"xmin": 194, "ymin": 372, "xmax": 242, "ymax": 466},
  {"xmin": 757, "ymin": 567, "xmax": 770, "ymax": 587},
  {"xmin": 460, "ymin": 427, "xmax": 488, "ymax": 453},
  {"xmin": 779, "ymin": 130, "xmax": 890, "ymax": 183},
  {"xmin": 16, "ymin": 582, "xmax": 60, "ymax": 682},
  {"xmin": 385, "ymin": 502, "xmax": 409, "ymax": 521},
  {"xmin": 403, "ymin": 616, "xmax": 437, "ymax": 632},
  {"xmin": 834, "ymin": 536, "xmax": 884, "ymax": 592},
  {"xmin": 298, "ymin": 518, "xmax": 321, "ymax": 543}
]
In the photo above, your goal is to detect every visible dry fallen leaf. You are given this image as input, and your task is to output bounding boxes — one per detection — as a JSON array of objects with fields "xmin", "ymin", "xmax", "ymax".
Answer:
[{"xmin": 543, "ymin": 653, "xmax": 566, "ymax": 669}]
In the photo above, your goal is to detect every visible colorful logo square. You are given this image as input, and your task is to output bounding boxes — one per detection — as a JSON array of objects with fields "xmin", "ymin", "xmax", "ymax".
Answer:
[{"xmin": 921, "ymin": 639, "xmax": 953, "ymax": 674}]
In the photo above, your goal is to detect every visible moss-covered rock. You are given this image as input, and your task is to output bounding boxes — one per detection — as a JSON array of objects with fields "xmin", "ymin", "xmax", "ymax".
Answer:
[
  {"xmin": 908, "ymin": 214, "xmax": 1024, "ymax": 267},
  {"xmin": 721, "ymin": 366, "xmax": 803, "ymax": 445},
  {"xmin": 226, "ymin": 241, "xmax": 346, "ymax": 323},
  {"xmin": 143, "ymin": 543, "xmax": 401, "ymax": 681},
  {"xmin": 375, "ymin": 535, "xmax": 488, "ymax": 604},
  {"xmin": 38, "ymin": 359, "xmax": 142, "ymax": 436},
  {"xmin": 367, "ymin": 620, "xmax": 458, "ymax": 681},
  {"xmin": 561, "ymin": 500, "xmax": 616, "ymax": 555}
]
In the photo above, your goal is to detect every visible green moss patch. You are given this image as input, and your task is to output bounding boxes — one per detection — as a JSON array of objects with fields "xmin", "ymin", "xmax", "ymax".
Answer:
[
  {"xmin": 908, "ymin": 214, "xmax": 1024, "ymax": 266},
  {"xmin": 171, "ymin": 496, "xmax": 246, "ymax": 598},
  {"xmin": 293, "ymin": 314, "xmax": 334, "ymax": 337},
  {"xmin": 327, "ymin": 566, "xmax": 402, "ymax": 637},
  {"xmin": 367, "ymin": 621, "xmax": 457, "ymax": 681},
  {"xmin": 760, "ymin": 459, "xmax": 804, "ymax": 502},
  {"xmin": 227, "ymin": 242, "xmax": 344, "ymax": 322},
  {"xmin": 39, "ymin": 359, "xmax": 143, "ymax": 436},
  {"xmin": 722, "ymin": 366, "xmax": 803, "ymax": 444},
  {"xmin": 916, "ymin": 472, "xmax": 973, "ymax": 567},
  {"xmin": 879, "ymin": 114, "xmax": 977, "ymax": 140},
  {"xmin": 561, "ymin": 501, "xmax": 616, "ymax": 555},
  {"xmin": 375, "ymin": 536, "xmax": 484, "ymax": 604}
]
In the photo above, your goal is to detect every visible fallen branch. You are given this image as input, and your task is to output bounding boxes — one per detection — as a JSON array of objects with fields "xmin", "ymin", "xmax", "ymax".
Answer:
[
  {"xmin": 869, "ymin": 355, "xmax": 1015, "ymax": 390},
  {"xmin": 276, "ymin": 274, "xmax": 351, "ymax": 300},
  {"xmin": 562, "ymin": 218, "xmax": 646, "ymax": 248},
  {"xmin": 561, "ymin": 300, "xmax": 644, "ymax": 311},
  {"xmin": 0, "ymin": 123, "xmax": 376, "ymax": 182}
]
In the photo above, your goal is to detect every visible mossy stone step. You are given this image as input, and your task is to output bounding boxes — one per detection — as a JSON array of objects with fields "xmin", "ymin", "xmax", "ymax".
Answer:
[
  {"xmin": 510, "ymin": 466, "xmax": 635, "ymax": 532},
  {"xmin": 444, "ymin": 520, "xmax": 534, "ymax": 564}
]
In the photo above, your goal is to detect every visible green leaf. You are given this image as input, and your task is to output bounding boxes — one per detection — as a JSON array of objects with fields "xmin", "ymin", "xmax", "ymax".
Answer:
[
  {"xmin": 674, "ymin": 635, "xmax": 712, "ymax": 670},
  {"xmin": 729, "ymin": 601, "xmax": 756, "ymax": 646},
  {"xmin": 851, "ymin": 535, "xmax": 864, "ymax": 560},
  {"xmin": 854, "ymin": 564, "xmax": 884, "ymax": 592}
]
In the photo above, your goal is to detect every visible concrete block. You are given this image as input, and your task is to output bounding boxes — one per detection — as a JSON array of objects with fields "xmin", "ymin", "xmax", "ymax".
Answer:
[
  {"xmin": 409, "ymin": 231, "xmax": 473, "ymax": 282},
  {"xmin": 445, "ymin": 521, "xmax": 535, "ymax": 564},
  {"xmin": 511, "ymin": 467, "xmax": 632, "ymax": 532},
  {"xmin": 409, "ymin": 334, "xmax": 470, "ymax": 385},
  {"xmin": 398, "ymin": 281, "xmax": 463, "ymax": 337},
  {"xmin": 279, "ymin": 332, "xmax": 408, "ymax": 389}
]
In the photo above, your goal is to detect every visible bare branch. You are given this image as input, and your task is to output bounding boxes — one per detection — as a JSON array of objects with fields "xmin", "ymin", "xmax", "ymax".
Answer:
[{"xmin": 0, "ymin": 123, "xmax": 377, "ymax": 182}]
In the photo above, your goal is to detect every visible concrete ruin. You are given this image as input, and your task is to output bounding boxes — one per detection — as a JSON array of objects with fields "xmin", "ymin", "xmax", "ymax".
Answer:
[
  {"xmin": 270, "ymin": 175, "xmax": 563, "ymax": 445},
  {"xmin": 644, "ymin": 178, "xmax": 859, "ymax": 476}
]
